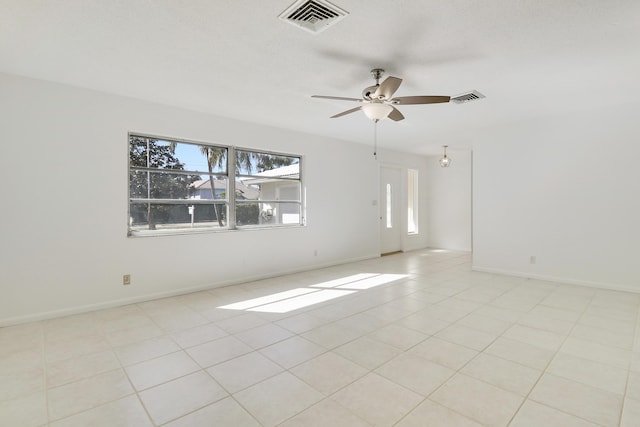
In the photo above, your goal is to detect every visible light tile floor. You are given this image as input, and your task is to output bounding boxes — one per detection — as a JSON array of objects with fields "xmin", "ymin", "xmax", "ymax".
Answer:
[{"xmin": 1, "ymin": 249, "xmax": 640, "ymax": 426}]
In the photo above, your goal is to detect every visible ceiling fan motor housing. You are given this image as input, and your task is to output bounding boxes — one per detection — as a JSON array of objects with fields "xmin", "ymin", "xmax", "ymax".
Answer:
[
  {"xmin": 362, "ymin": 85, "xmax": 379, "ymax": 100},
  {"xmin": 363, "ymin": 68, "xmax": 385, "ymax": 100}
]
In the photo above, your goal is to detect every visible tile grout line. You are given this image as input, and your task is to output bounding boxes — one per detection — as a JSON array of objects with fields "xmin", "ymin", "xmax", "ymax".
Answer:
[
  {"xmin": 618, "ymin": 305, "xmax": 640, "ymax": 427},
  {"xmin": 393, "ymin": 281, "xmax": 530, "ymax": 426},
  {"xmin": 41, "ymin": 322, "xmax": 51, "ymax": 427},
  {"xmin": 504, "ymin": 286, "xmax": 615, "ymax": 427},
  {"xmin": 389, "ymin": 270, "xmax": 514, "ymax": 426}
]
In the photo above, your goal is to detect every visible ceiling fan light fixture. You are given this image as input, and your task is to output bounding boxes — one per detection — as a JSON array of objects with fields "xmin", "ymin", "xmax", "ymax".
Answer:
[
  {"xmin": 312, "ymin": 68, "xmax": 458, "ymax": 122},
  {"xmin": 439, "ymin": 145, "xmax": 452, "ymax": 168},
  {"xmin": 362, "ymin": 102, "xmax": 393, "ymax": 121}
]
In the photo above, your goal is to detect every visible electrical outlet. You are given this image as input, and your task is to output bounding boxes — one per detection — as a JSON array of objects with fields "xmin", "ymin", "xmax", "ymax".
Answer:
[{"xmin": 123, "ymin": 274, "xmax": 131, "ymax": 285}]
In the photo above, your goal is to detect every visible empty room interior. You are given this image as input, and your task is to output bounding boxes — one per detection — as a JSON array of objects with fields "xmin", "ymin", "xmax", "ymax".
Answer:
[{"xmin": 1, "ymin": 1, "xmax": 640, "ymax": 426}]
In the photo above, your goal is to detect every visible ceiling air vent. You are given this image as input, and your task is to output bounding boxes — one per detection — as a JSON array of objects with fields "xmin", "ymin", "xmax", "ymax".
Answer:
[
  {"xmin": 279, "ymin": 0, "xmax": 348, "ymax": 34},
  {"xmin": 451, "ymin": 90, "xmax": 486, "ymax": 104}
]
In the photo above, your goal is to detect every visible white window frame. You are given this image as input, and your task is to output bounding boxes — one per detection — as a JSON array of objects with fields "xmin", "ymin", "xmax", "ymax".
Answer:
[{"xmin": 128, "ymin": 133, "xmax": 304, "ymax": 237}]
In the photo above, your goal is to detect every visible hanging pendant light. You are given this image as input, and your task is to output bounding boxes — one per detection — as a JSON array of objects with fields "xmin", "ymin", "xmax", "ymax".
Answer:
[{"xmin": 439, "ymin": 145, "xmax": 451, "ymax": 168}]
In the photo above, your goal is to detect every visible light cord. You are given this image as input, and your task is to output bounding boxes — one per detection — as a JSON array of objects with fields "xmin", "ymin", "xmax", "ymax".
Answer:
[{"xmin": 373, "ymin": 119, "xmax": 378, "ymax": 159}]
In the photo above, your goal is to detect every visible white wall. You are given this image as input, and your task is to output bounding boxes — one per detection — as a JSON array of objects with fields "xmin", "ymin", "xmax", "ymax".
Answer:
[
  {"xmin": 472, "ymin": 104, "xmax": 640, "ymax": 291},
  {"xmin": 425, "ymin": 151, "xmax": 473, "ymax": 251},
  {"xmin": 0, "ymin": 73, "xmax": 431, "ymax": 325}
]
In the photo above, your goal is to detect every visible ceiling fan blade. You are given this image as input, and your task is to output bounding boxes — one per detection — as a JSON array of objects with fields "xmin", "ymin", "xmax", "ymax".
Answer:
[
  {"xmin": 374, "ymin": 77, "xmax": 403, "ymax": 100},
  {"xmin": 388, "ymin": 106, "xmax": 405, "ymax": 121},
  {"xmin": 330, "ymin": 106, "xmax": 362, "ymax": 118},
  {"xmin": 312, "ymin": 95, "xmax": 363, "ymax": 102},
  {"xmin": 391, "ymin": 96, "xmax": 451, "ymax": 105}
]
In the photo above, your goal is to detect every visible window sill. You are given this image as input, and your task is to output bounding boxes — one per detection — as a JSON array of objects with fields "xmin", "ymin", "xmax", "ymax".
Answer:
[{"xmin": 128, "ymin": 223, "xmax": 305, "ymax": 238}]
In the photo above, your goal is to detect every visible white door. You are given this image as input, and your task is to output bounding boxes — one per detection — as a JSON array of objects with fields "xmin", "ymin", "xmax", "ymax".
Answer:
[{"xmin": 380, "ymin": 167, "xmax": 402, "ymax": 254}]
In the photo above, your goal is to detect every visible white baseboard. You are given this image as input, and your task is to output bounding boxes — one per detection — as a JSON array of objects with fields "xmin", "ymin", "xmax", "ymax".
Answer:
[
  {"xmin": 0, "ymin": 253, "xmax": 380, "ymax": 327},
  {"xmin": 471, "ymin": 265, "xmax": 640, "ymax": 294}
]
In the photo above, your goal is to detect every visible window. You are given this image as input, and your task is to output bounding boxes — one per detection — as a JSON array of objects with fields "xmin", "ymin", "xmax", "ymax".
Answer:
[
  {"xmin": 128, "ymin": 134, "xmax": 303, "ymax": 235},
  {"xmin": 407, "ymin": 169, "xmax": 419, "ymax": 234},
  {"xmin": 386, "ymin": 183, "xmax": 392, "ymax": 228},
  {"xmin": 234, "ymin": 149, "xmax": 302, "ymax": 227}
]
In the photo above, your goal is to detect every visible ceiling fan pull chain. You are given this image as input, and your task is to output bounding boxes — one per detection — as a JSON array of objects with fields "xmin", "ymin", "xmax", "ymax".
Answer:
[{"xmin": 373, "ymin": 119, "xmax": 378, "ymax": 159}]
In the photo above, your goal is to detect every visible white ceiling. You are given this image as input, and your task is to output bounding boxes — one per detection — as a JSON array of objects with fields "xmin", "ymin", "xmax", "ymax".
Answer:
[{"xmin": 2, "ymin": 0, "xmax": 639, "ymax": 155}]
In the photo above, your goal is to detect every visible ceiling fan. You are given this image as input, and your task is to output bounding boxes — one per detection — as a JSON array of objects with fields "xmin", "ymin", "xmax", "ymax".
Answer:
[{"xmin": 312, "ymin": 68, "xmax": 451, "ymax": 122}]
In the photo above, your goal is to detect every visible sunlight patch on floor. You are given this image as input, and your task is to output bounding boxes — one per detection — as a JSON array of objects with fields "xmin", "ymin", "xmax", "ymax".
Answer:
[
  {"xmin": 247, "ymin": 289, "xmax": 356, "ymax": 313},
  {"xmin": 335, "ymin": 274, "xmax": 407, "ymax": 290},
  {"xmin": 218, "ymin": 288, "xmax": 317, "ymax": 310},
  {"xmin": 310, "ymin": 273, "xmax": 379, "ymax": 288},
  {"xmin": 218, "ymin": 273, "xmax": 408, "ymax": 313}
]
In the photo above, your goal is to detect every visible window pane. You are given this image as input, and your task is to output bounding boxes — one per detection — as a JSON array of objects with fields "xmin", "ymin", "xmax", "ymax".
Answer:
[
  {"xmin": 235, "ymin": 150, "xmax": 300, "ymax": 176},
  {"xmin": 278, "ymin": 202, "xmax": 302, "ymax": 224},
  {"xmin": 386, "ymin": 183, "xmax": 392, "ymax": 228},
  {"xmin": 129, "ymin": 172, "xmax": 148, "ymax": 198},
  {"xmin": 235, "ymin": 201, "xmax": 259, "ymax": 225},
  {"xmin": 129, "ymin": 171, "xmax": 203, "ymax": 200},
  {"xmin": 236, "ymin": 179, "xmax": 300, "ymax": 202},
  {"xmin": 236, "ymin": 201, "xmax": 301, "ymax": 226},
  {"xmin": 190, "ymin": 178, "xmax": 229, "ymax": 200},
  {"xmin": 129, "ymin": 137, "xmax": 147, "ymax": 167},
  {"xmin": 235, "ymin": 179, "xmax": 260, "ymax": 201},
  {"xmin": 277, "ymin": 185, "xmax": 301, "ymax": 202},
  {"xmin": 129, "ymin": 136, "xmax": 227, "ymax": 174},
  {"xmin": 183, "ymin": 144, "xmax": 227, "ymax": 174},
  {"xmin": 129, "ymin": 203, "xmax": 227, "ymax": 231},
  {"xmin": 129, "ymin": 139, "xmax": 186, "ymax": 171}
]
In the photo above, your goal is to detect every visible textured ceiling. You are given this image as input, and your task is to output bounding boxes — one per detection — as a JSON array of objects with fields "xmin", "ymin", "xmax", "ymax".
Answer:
[{"xmin": 1, "ymin": 0, "xmax": 639, "ymax": 154}]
